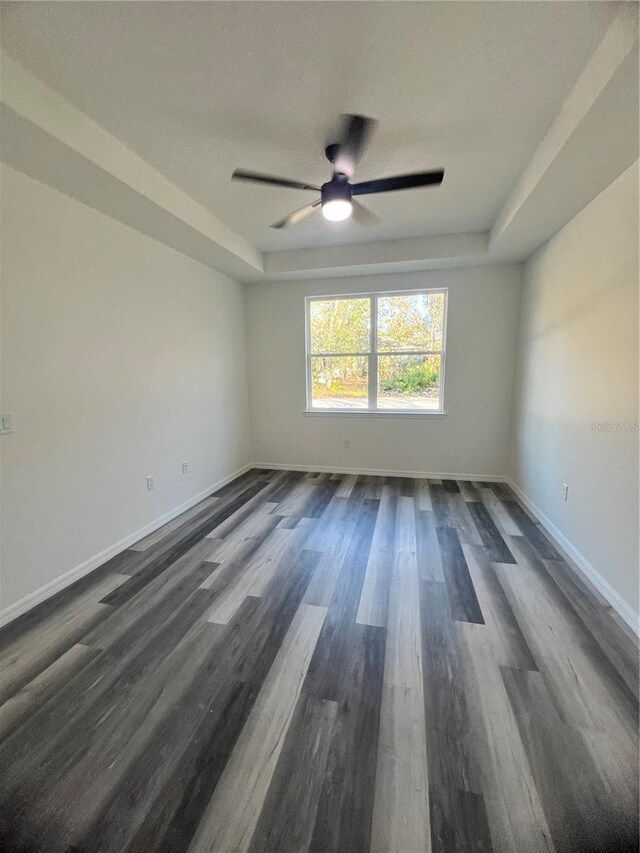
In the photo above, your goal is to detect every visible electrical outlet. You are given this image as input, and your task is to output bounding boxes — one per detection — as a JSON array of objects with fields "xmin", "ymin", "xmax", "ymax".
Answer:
[
  {"xmin": 343, "ymin": 439, "xmax": 350, "ymax": 448},
  {"xmin": 562, "ymin": 483, "xmax": 569, "ymax": 502},
  {"xmin": 182, "ymin": 461, "xmax": 189, "ymax": 474},
  {"xmin": 146, "ymin": 475, "xmax": 155, "ymax": 491},
  {"xmin": 0, "ymin": 414, "xmax": 15, "ymax": 434}
]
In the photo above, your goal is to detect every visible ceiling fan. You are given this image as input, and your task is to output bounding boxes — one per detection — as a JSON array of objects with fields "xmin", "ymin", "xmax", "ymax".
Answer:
[{"xmin": 231, "ymin": 114, "xmax": 445, "ymax": 229}]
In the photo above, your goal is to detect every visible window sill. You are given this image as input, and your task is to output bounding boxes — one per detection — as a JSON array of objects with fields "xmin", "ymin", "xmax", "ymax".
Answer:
[{"xmin": 303, "ymin": 409, "xmax": 447, "ymax": 418}]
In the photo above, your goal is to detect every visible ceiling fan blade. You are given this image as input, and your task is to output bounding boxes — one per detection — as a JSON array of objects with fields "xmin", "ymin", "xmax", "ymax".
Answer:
[
  {"xmin": 232, "ymin": 169, "xmax": 320, "ymax": 192},
  {"xmin": 352, "ymin": 169, "xmax": 444, "ymax": 196},
  {"xmin": 331, "ymin": 114, "xmax": 377, "ymax": 177},
  {"xmin": 340, "ymin": 114, "xmax": 376, "ymax": 163},
  {"xmin": 271, "ymin": 199, "xmax": 322, "ymax": 229},
  {"xmin": 352, "ymin": 200, "xmax": 380, "ymax": 227}
]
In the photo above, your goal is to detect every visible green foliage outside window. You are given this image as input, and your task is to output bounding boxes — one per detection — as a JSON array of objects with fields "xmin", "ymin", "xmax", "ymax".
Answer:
[{"xmin": 308, "ymin": 292, "xmax": 445, "ymax": 407}]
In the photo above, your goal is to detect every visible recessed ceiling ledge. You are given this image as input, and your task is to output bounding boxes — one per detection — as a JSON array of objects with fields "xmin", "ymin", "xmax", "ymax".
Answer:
[
  {"xmin": 0, "ymin": 51, "xmax": 264, "ymax": 280},
  {"xmin": 261, "ymin": 232, "xmax": 490, "ymax": 281},
  {"xmin": 489, "ymin": 2, "xmax": 639, "ymax": 257}
]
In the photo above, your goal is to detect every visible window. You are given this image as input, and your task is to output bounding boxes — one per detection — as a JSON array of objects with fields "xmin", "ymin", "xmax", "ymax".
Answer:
[{"xmin": 306, "ymin": 289, "xmax": 447, "ymax": 413}]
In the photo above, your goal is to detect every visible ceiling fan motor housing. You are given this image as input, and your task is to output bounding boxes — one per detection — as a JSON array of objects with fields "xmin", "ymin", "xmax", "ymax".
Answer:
[{"xmin": 321, "ymin": 174, "xmax": 352, "ymax": 206}]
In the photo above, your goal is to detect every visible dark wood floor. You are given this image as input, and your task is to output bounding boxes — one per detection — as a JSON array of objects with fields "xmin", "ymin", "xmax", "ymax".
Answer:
[{"xmin": 0, "ymin": 469, "xmax": 638, "ymax": 852}]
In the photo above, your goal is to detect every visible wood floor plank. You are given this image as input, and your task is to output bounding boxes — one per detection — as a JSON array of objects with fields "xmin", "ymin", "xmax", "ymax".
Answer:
[
  {"xmin": 187, "ymin": 603, "xmax": 327, "ymax": 853},
  {"xmin": 299, "ymin": 475, "xmax": 340, "ymax": 518},
  {"xmin": 83, "ymin": 538, "xmax": 219, "ymax": 648},
  {"xmin": 301, "ymin": 550, "xmax": 345, "ymax": 610},
  {"xmin": 0, "ymin": 544, "xmax": 219, "ymax": 792},
  {"xmin": 204, "ymin": 500, "xmax": 280, "ymax": 555},
  {"xmin": 478, "ymin": 488, "xmax": 522, "ymax": 536},
  {"xmin": 203, "ymin": 501, "xmax": 282, "ymax": 571},
  {"xmin": 130, "ymin": 496, "xmax": 220, "ymax": 551},
  {"xmin": 578, "ymin": 724, "xmax": 640, "ymax": 848},
  {"xmin": 371, "ymin": 498, "xmax": 429, "ymax": 853},
  {"xmin": 202, "ymin": 510, "xmax": 278, "ymax": 576},
  {"xmin": 58, "ymin": 621, "xmax": 225, "ymax": 850},
  {"xmin": 430, "ymin": 789, "xmax": 494, "ymax": 853},
  {"xmin": 415, "ymin": 477, "xmax": 433, "ymax": 510},
  {"xmin": 81, "ymin": 551, "xmax": 320, "ymax": 853},
  {"xmin": 356, "ymin": 484, "xmax": 398, "ymax": 628},
  {"xmin": 205, "ymin": 525, "xmax": 311, "ymax": 624},
  {"xmin": 304, "ymin": 497, "xmax": 380, "ymax": 701},
  {"xmin": 501, "ymin": 665, "xmax": 638, "ymax": 853},
  {"xmin": 99, "ymin": 481, "xmax": 268, "ymax": 608},
  {"xmin": 541, "ymin": 557, "xmax": 639, "ymax": 700},
  {"xmin": 334, "ymin": 473, "xmax": 357, "ymax": 498},
  {"xmin": 0, "ymin": 562, "xmax": 129, "ymax": 653},
  {"xmin": 307, "ymin": 623, "xmax": 386, "ymax": 853},
  {"xmin": 415, "ymin": 509, "xmax": 445, "ymax": 582},
  {"xmin": 205, "ymin": 476, "xmax": 291, "ymax": 540},
  {"xmin": 0, "ymin": 643, "xmax": 100, "ymax": 744},
  {"xmin": 0, "ymin": 572, "xmax": 127, "ymax": 676},
  {"xmin": 457, "ymin": 632, "xmax": 557, "ymax": 853},
  {"xmin": 271, "ymin": 476, "xmax": 318, "ymax": 516},
  {"xmin": 493, "ymin": 544, "xmax": 640, "ymax": 837},
  {"xmin": 0, "ymin": 587, "xmax": 223, "ymax": 851},
  {"xmin": 396, "ymin": 476, "xmax": 415, "ymax": 497},
  {"xmin": 418, "ymin": 579, "xmax": 486, "ymax": 851},
  {"xmin": 457, "ymin": 480, "xmax": 482, "ymax": 502},
  {"xmin": 501, "ymin": 537, "xmax": 638, "ymax": 739},
  {"xmin": 420, "ymin": 580, "xmax": 476, "ymax": 792},
  {"xmin": 245, "ymin": 532, "xmax": 315, "ymax": 602},
  {"xmin": 467, "ymin": 502, "xmax": 516, "ymax": 563},
  {"xmin": 446, "ymin": 492, "xmax": 483, "ymax": 545},
  {"xmin": 265, "ymin": 469, "xmax": 307, "ymax": 503},
  {"xmin": 497, "ymin": 542, "xmax": 639, "ymax": 829},
  {"xmin": 248, "ymin": 694, "xmax": 339, "ymax": 853},
  {"xmin": 303, "ymin": 493, "xmax": 357, "ymax": 556},
  {"xmin": 137, "ymin": 486, "xmax": 260, "ymax": 566},
  {"xmin": 302, "ymin": 493, "xmax": 384, "ymax": 853},
  {"xmin": 501, "ymin": 500, "xmax": 561, "ymax": 560},
  {"xmin": 462, "ymin": 544, "xmax": 538, "ymax": 671},
  {"xmin": 429, "ymin": 482, "xmax": 452, "ymax": 526},
  {"xmin": 210, "ymin": 468, "xmax": 268, "ymax": 499},
  {"xmin": 0, "ymin": 601, "xmax": 113, "ymax": 706},
  {"xmin": 437, "ymin": 527, "xmax": 485, "ymax": 624}
]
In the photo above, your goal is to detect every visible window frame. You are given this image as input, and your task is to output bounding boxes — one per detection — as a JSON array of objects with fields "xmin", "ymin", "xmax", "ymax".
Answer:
[{"xmin": 304, "ymin": 287, "xmax": 448, "ymax": 416}]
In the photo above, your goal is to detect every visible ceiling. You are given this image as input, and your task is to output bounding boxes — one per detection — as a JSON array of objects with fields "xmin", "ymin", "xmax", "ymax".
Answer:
[{"xmin": 0, "ymin": 1, "xmax": 621, "ymax": 254}]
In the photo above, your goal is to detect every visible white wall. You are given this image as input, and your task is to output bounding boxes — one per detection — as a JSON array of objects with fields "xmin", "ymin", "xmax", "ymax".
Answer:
[
  {"xmin": 0, "ymin": 164, "xmax": 251, "ymax": 612},
  {"xmin": 246, "ymin": 265, "xmax": 522, "ymax": 477},
  {"xmin": 511, "ymin": 161, "xmax": 639, "ymax": 617}
]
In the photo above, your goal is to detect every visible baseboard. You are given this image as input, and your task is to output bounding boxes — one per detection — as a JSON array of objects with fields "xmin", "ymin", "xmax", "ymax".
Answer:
[
  {"xmin": 508, "ymin": 479, "xmax": 639, "ymax": 636},
  {"xmin": 0, "ymin": 462, "xmax": 253, "ymax": 629},
  {"xmin": 255, "ymin": 462, "xmax": 508, "ymax": 482}
]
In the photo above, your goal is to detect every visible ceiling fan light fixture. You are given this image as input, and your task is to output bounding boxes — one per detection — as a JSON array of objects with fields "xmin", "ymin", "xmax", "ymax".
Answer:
[
  {"xmin": 321, "ymin": 176, "xmax": 353, "ymax": 222},
  {"xmin": 322, "ymin": 198, "xmax": 353, "ymax": 221}
]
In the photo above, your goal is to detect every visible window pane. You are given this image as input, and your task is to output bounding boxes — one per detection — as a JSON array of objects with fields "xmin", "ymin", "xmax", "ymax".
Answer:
[
  {"xmin": 309, "ymin": 298, "xmax": 370, "ymax": 354},
  {"xmin": 311, "ymin": 356, "xmax": 368, "ymax": 409},
  {"xmin": 377, "ymin": 292, "xmax": 445, "ymax": 352},
  {"xmin": 377, "ymin": 354, "xmax": 442, "ymax": 411}
]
